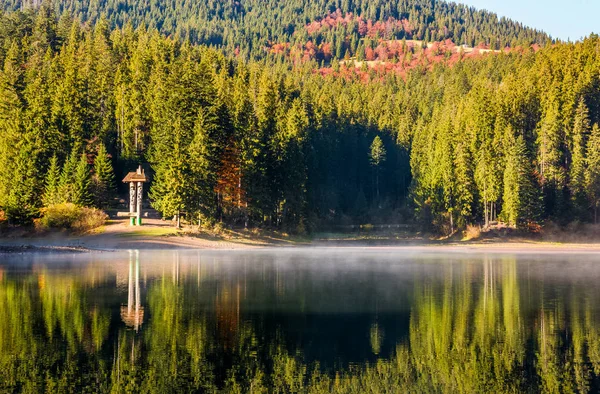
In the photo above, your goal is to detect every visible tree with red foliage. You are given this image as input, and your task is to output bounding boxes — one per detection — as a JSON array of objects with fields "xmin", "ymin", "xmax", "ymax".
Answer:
[
  {"xmin": 321, "ymin": 42, "xmax": 333, "ymax": 61},
  {"xmin": 214, "ymin": 138, "xmax": 247, "ymax": 222}
]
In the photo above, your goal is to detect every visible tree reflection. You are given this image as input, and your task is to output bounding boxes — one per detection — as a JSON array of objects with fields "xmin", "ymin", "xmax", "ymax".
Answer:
[
  {"xmin": 0, "ymin": 253, "xmax": 600, "ymax": 392},
  {"xmin": 407, "ymin": 258, "xmax": 527, "ymax": 392}
]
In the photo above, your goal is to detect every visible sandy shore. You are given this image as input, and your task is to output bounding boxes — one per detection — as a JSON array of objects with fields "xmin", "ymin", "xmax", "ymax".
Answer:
[
  {"xmin": 2, "ymin": 218, "xmax": 600, "ymax": 253},
  {"xmin": 0, "ymin": 219, "xmax": 262, "ymax": 252}
]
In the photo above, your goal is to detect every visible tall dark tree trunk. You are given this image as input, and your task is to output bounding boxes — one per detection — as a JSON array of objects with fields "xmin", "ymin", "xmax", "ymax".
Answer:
[
  {"xmin": 484, "ymin": 200, "xmax": 488, "ymax": 228},
  {"xmin": 376, "ymin": 171, "xmax": 379, "ymax": 205}
]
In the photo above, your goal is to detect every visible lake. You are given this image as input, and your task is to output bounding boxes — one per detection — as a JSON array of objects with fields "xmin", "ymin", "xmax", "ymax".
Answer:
[{"xmin": 1, "ymin": 248, "xmax": 599, "ymax": 392}]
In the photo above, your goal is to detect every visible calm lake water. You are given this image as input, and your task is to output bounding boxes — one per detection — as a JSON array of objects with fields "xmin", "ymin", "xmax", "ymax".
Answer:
[{"xmin": 1, "ymin": 249, "xmax": 600, "ymax": 393}]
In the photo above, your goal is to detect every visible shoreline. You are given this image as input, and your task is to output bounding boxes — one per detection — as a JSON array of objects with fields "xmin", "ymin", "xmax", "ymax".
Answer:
[
  {"xmin": 2, "ymin": 219, "xmax": 600, "ymax": 254},
  {"xmin": 2, "ymin": 242, "xmax": 600, "ymax": 255}
]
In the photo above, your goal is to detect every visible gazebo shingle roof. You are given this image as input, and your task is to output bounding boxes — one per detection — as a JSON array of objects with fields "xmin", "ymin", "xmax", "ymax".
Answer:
[{"xmin": 122, "ymin": 166, "xmax": 148, "ymax": 183}]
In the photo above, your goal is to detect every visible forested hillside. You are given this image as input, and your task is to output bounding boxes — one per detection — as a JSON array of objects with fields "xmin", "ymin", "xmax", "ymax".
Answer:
[
  {"xmin": 0, "ymin": 7, "xmax": 598, "ymax": 233},
  {"xmin": 1, "ymin": 0, "xmax": 549, "ymax": 60}
]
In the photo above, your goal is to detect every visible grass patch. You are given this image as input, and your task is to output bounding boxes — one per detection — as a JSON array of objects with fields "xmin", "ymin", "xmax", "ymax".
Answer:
[
  {"xmin": 118, "ymin": 227, "xmax": 179, "ymax": 238},
  {"xmin": 86, "ymin": 225, "xmax": 106, "ymax": 235}
]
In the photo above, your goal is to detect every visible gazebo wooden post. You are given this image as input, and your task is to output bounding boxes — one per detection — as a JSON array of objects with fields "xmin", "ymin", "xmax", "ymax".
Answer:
[
  {"xmin": 122, "ymin": 165, "xmax": 148, "ymax": 226},
  {"xmin": 136, "ymin": 180, "xmax": 143, "ymax": 225},
  {"xmin": 129, "ymin": 182, "xmax": 136, "ymax": 226}
]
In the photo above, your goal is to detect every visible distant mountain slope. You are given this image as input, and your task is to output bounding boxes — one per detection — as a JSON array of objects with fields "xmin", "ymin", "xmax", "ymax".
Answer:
[{"xmin": 4, "ymin": 0, "xmax": 550, "ymax": 58}]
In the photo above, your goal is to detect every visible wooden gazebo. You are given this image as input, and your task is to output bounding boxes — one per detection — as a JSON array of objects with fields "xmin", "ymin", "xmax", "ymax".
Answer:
[{"xmin": 122, "ymin": 166, "xmax": 148, "ymax": 226}]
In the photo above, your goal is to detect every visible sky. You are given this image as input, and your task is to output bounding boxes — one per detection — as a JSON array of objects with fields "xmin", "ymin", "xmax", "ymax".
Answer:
[{"xmin": 462, "ymin": 0, "xmax": 598, "ymax": 41}]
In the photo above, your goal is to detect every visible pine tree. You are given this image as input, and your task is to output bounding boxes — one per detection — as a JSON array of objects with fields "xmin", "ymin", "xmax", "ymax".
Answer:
[
  {"xmin": 43, "ymin": 155, "xmax": 61, "ymax": 207},
  {"xmin": 58, "ymin": 149, "xmax": 79, "ymax": 203},
  {"xmin": 280, "ymin": 98, "xmax": 309, "ymax": 232},
  {"xmin": 335, "ymin": 36, "xmax": 344, "ymax": 60},
  {"xmin": 31, "ymin": 5, "xmax": 58, "ymax": 53},
  {"xmin": 502, "ymin": 142, "xmax": 520, "ymax": 227},
  {"xmin": 356, "ymin": 41, "xmax": 365, "ymax": 61},
  {"xmin": 569, "ymin": 98, "xmax": 590, "ymax": 215},
  {"xmin": 537, "ymin": 89, "xmax": 566, "ymax": 218},
  {"xmin": 475, "ymin": 145, "xmax": 502, "ymax": 227},
  {"xmin": 73, "ymin": 154, "xmax": 92, "ymax": 206},
  {"xmin": 0, "ymin": 41, "xmax": 26, "ymax": 222},
  {"xmin": 585, "ymin": 124, "xmax": 600, "ymax": 223},
  {"xmin": 251, "ymin": 72, "xmax": 279, "ymax": 223},
  {"xmin": 214, "ymin": 138, "xmax": 245, "ymax": 221},
  {"xmin": 188, "ymin": 108, "xmax": 218, "ymax": 220},
  {"xmin": 453, "ymin": 141, "xmax": 474, "ymax": 228},
  {"xmin": 501, "ymin": 133, "xmax": 541, "ymax": 228},
  {"xmin": 54, "ymin": 22, "xmax": 87, "ymax": 152},
  {"xmin": 24, "ymin": 48, "xmax": 62, "ymax": 165},
  {"xmin": 150, "ymin": 149, "xmax": 188, "ymax": 226},
  {"xmin": 149, "ymin": 119, "xmax": 190, "ymax": 226},
  {"xmin": 91, "ymin": 16, "xmax": 116, "ymax": 143},
  {"xmin": 92, "ymin": 143, "xmax": 116, "ymax": 208},
  {"xmin": 370, "ymin": 135, "xmax": 386, "ymax": 204},
  {"xmin": 3, "ymin": 146, "xmax": 41, "ymax": 224}
]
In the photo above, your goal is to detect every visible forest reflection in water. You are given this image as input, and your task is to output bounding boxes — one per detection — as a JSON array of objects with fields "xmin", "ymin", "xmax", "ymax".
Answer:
[{"xmin": 1, "ymin": 249, "xmax": 600, "ymax": 393}]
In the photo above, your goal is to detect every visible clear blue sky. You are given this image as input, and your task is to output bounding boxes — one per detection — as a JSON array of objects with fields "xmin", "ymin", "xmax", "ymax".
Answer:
[{"xmin": 462, "ymin": 0, "xmax": 598, "ymax": 41}]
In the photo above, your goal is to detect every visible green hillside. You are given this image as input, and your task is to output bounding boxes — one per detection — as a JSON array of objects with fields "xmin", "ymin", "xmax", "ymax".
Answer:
[
  {"xmin": 2, "ymin": 0, "xmax": 550, "ymax": 59},
  {"xmin": 0, "ymin": 5, "xmax": 598, "ymax": 234}
]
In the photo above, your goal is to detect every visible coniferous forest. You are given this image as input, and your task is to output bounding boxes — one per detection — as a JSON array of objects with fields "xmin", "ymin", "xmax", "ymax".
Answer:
[
  {"xmin": 1, "ymin": 0, "xmax": 550, "ymax": 58},
  {"xmin": 0, "ymin": 4, "xmax": 599, "ymax": 233}
]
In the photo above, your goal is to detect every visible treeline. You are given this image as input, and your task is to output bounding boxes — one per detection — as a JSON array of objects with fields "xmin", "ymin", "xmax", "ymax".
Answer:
[
  {"xmin": 0, "ymin": 9, "xmax": 408, "ymax": 231},
  {"xmin": 1, "ymin": 0, "xmax": 550, "ymax": 60},
  {"xmin": 410, "ymin": 38, "xmax": 600, "ymax": 230},
  {"xmin": 0, "ymin": 9, "xmax": 599, "ymax": 232}
]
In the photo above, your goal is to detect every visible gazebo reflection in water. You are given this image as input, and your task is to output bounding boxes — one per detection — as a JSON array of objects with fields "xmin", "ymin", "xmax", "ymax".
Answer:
[{"xmin": 121, "ymin": 250, "xmax": 144, "ymax": 332}]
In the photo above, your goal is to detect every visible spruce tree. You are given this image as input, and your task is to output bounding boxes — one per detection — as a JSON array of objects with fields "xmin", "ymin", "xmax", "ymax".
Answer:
[
  {"xmin": 569, "ymin": 98, "xmax": 590, "ymax": 215},
  {"xmin": 370, "ymin": 136, "xmax": 386, "ymax": 204},
  {"xmin": 58, "ymin": 149, "xmax": 79, "ymax": 203},
  {"xmin": 92, "ymin": 143, "xmax": 116, "ymax": 208},
  {"xmin": 55, "ymin": 23, "xmax": 87, "ymax": 152},
  {"xmin": 475, "ymin": 145, "xmax": 502, "ymax": 227},
  {"xmin": 501, "ymin": 133, "xmax": 541, "ymax": 228},
  {"xmin": 73, "ymin": 154, "xmax": 92, "ymax": 206},
  {"xmin": 3, "ymin": 145, "xmax": 41, "ymax": 224},
  {"xmin": 537, "ymin": 90, "xmax": 566, "ymax": 218},
  {"xmin": 281, "ymin": 98, "xmax": 309, "ymax": 231},
  {"xmin": 43, "ymin": 155, "xmax": 61, "ymax": 207},
  {"xmin": 585, "ymin": 124, "xmax": 600, "ymax": 223},
  {"xmin": 252, "ymin": 72, "xmax": 279, "ymax": 223},
  {"xmin": 453, "ymin": 141, "xmax": 474, "ymax": 228},
  {"xmin": 0, "ymin": 42, "xmax": 25, "ymax": 222},
  {"xmin": 149, "ymin": 119, "xmax": 190, "ymax": 226},
  {"xmin": 188, "ymin": 108, "xmax": 218, "ymax": 220},
  {"xmin": 502, "ymin": 140, "xmax": 520, "ymax": 227},
  {"xmin": 150, "ymin": 149, "xmax": 187, "ymax": 225}
]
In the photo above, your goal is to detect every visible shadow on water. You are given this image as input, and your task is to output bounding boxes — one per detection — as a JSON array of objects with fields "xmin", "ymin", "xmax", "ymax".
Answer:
[{"xmin": 1, "ymin": 249, "xmax": 600, "ymax": 392}]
